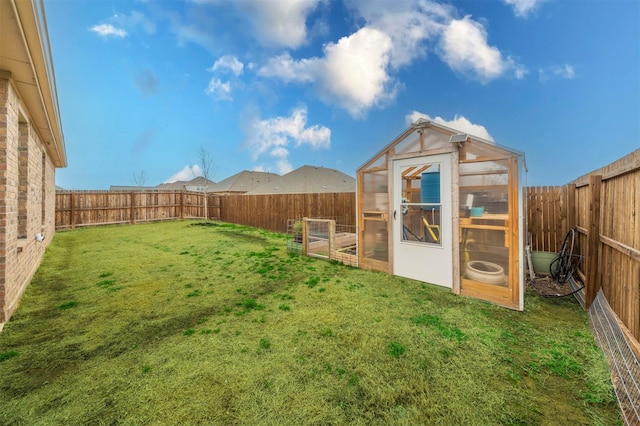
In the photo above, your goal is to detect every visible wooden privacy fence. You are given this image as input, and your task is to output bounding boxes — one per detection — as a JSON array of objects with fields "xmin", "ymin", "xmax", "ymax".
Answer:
[
  {"xmin": 218, "ymin": 192, "xmax": 356, "ymax": 233},
  {"xmin": 526, "ymin": 149, "xmax": 640, "ymax": 345},
  {"xmin": 56, "ymin": 191, "xmax": 355, "ymax": 234},
  {"xmin": 55, "ymin": 190, "xmax": 221, "ymax": 230}
]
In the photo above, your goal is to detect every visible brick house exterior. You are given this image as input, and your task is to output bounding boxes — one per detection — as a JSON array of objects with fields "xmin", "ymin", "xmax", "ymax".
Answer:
[{"xmin": 0, "ymin": 1, "xmax": 66, "ymax": 329}]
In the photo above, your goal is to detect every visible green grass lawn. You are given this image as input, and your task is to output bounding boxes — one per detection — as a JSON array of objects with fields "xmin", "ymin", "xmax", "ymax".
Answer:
[{"xmin": 0, "ymin": 220, "xmax": 620, "ymax": 425}]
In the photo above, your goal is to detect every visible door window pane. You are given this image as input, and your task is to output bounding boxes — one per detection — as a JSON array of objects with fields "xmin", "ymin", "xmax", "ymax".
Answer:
[{"xmin": 400, "ymin": 163, "xmax": 442, "ymax": 246}]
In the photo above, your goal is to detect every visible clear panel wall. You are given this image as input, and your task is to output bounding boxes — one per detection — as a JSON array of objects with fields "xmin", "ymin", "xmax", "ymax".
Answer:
[
  {"xmin": 459, "ymin": 159, "xmax": 511, "ymax": 286},
  {"xmin": 361, "ymin": 169, "xmax": 389, "ymax": 268}
]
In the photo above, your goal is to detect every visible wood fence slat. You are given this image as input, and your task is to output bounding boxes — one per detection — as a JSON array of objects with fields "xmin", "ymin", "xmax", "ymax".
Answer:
[
  {"xmin": 567, "ymin": 183, "xmax": 576, "ymax": 232},
  {"xmin": 531, "ymin": 187, "xmax": 540, "ymax": 250},
  {"xmin": 585, "ymin": 175, "xmax": 602, "ymax": 308},
  {"xmin": 553, "ymin": 187, "xmax": 562, "ymax": 252}
]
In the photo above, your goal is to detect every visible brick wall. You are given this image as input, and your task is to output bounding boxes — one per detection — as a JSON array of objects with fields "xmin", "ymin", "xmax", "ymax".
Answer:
[{"xmin": 0, "ymin": 77, "xmax": 56, "ymax": 325}]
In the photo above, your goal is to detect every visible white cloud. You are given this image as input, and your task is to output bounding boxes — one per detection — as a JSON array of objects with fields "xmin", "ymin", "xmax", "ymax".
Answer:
[
  {"xmin": 320, "ymin": 27, "xmax": 396, "ymax": 117},
  {"xmin": 209, "ymin": 56, "xmax": 244, "ymax": 76},
  {"xmin": 438, "ymin": 16, "xmax": 526, "ymax": 83},
  {"xmin": 276, "ymin": 159, "xmax": 293, "ymax": 175},
  {"xmin": 345, "ymin": 0, "xmax": 451, "ymax": 69},
  {"xmin": 90, "ymin": 24, "xmax": 128, "ymax": 38},
  {"xmin": 271, "ymin": 146, "xmax": 290, "ymax": 158},
  {"xmin": 405, "ymin": 111, "xmax": 494, "ymax": 141},
  {"xmin": 246, "ymin": 106, "xmax": 330, "ymax": 171},
  {"xmin": 258, "ymin": 53, "xmax": 318, "ymax": 83},
  {"xmin": 259, "ymin": 27, "xmax": 396, "ymax": 118},
  {"xmin": 503, "ymin": 0, "xmax": 542, "ymax": 18},
  {"xmin": 270, "ymin": 147, "xmax": 294, "ymax": 174},
  {"xmin": 90, "ymin": 11, "xmax": 156, "ymax": 39},
  {"xmin": 513, "ymin": 63, "xmax": 529, "ymax": 80},
  {"xmin": 539, "ymin": 64, "xmax": 576, "ymax": 82},
  {"xmin": 205, "ymin": 78, "xmax": 232, "ymax": 100},
  {"xmin": 165, "ymin": 164, "xmax": 202, "ymax": 183},
  {"xmin": 236, "ymin": 0, "xmax": 324, "ymax": 48},
  {"xmin": 205, "ymin": 56, "xmax": 245, "ymax": 100}
]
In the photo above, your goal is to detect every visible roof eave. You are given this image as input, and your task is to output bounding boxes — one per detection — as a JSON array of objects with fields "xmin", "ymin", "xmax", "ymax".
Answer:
[{"xmin": 6, "ymin": 0, "xmax": 66, "ymax": 167}]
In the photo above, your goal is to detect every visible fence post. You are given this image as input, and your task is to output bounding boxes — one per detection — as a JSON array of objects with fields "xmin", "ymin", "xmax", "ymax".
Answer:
[
  {"xmin": 130, "ymin": 192, "xmax": 136, "ymax": 225},
  {"xmin": 552, "ymin": 186, "xmax": 562, "ymax": 252},
  {"xmin": 566, "ymin": 183, "xmax": 576, "ymax": 232},
  {"xmin": 585, "ymin": 175, "xmax": 602, "ymax": 308},
  {"xmin": 179, "ymin": 192, "xmax": 184, "ymax": 219},
  {"xmin": 70, "ymin": 191, "xmax": 76, "ymax": 230}
]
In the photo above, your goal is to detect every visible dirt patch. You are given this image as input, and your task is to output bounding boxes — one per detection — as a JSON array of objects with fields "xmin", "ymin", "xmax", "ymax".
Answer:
[{"xmin": 527, "ymin": 274, "xmax": 581, "ymax": 298}]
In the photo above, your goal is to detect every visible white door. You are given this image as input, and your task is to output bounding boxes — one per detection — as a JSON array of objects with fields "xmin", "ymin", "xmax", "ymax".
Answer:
[{"xmin": 392, "ymin": 154, "xmax": 453, "ymax": 287}]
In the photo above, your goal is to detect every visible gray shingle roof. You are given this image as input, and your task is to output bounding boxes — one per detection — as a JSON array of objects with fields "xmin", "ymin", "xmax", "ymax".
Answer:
[
  {"xmin": 155, "ymin": 181, "xmax": 188, "ymax": 190},
  {"xmin": 155, "ymin": 177, "xmax": 215, "ymax": 191},
  {"xmin": 245, "ymin": 165, "xmax": 355, "ymax": 194},
  {"xmin": 109, "ymin": 185, "xmax": 157, "ymax": 191},
  {"xmin": 208, "ymin": 170, "xmax": 280, "ymax": 194}
]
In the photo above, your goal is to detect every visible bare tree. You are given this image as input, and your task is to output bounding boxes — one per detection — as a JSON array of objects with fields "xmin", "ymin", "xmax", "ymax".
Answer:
[
  {"xmin": 132, "ymin": 170, "xmax": 147, "ymax": 187},
  {"xmin": 198, "ymin": 146, "xmax": 216, "ymax": 220}
]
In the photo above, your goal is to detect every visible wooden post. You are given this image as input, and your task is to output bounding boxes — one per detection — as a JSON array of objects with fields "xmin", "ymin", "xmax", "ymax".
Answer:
[
  {"xmin": 585, "ymin": 175, "xmax": 602, "ymax": 308},
  {"xmin": 528, "ymin": 188, "xmax": 537, "ymax": 251},
  {"xmin": 566, "ymin": 183, "xmax": 576, "ymax": 232},
  {"xmin": 70, "ymin": 191, "xmax": 76, "ymax": 230},
  {"xmin": 357, "ymin": 170, "xmax": 364, "ymax": 269},
  {"xmin": 509, "ymin": 155, "xmax": 521, "ymax": 309},
  {"xmin": 130, "ymin": 192, "xmax": 136, "ymax": 225},
  {"xmin": 328, "ymin": 219, "xmax": 336, "ymax": 261},
  {"xmin": 553, "ymin": 187, "xmax": 562, "ymax": 253},
  {"xmin": 179, "ymin": 191, "xmax": 184, "ymax": 219},
  {"xmin": 302, "ymin": 218, "xmax": 308, "ymax": 256}
]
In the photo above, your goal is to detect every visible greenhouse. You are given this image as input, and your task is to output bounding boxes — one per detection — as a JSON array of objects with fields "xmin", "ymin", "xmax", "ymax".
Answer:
[{"xmin": 357, "ymin": 119, "xmax": 526, "ymax": 310}]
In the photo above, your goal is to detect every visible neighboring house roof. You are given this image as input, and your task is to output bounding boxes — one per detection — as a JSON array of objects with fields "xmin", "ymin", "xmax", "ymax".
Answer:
[
  {"xmin": 0, "ymin": 1, "xmax": 66, "ymax": 167},
  {"xmin": 186, "ymin": 177, "xmax": 215, "ymax": 187},
  {"xmin": 116, "ymin": 168, "xmax": 354, "ymax": 194},
  {"xmin": 109, "ymin": 185, "xmax": 157, "ymax": 191},
  {"xmin": 208, "ymin": 170, "xmax": 280, "ymax": 194},
  {"xmin": 154, "ymin": 177, "xmax": 215, "ymax": 192},
  {"xmin": 184, "ymin": 177, "xmax": 215, "ymax": 192},
  {"xmin": 155, "ymin": 180, "xmax": 188, "ymax": 190},
  {"xmin": 246, "ymin": 166, "xmax": 355, "ymax": 194}
]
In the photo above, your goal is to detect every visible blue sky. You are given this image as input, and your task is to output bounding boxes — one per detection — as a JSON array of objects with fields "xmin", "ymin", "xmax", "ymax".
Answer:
[{"xmin": 45, "ymin": 0, "xmax": 639, "ymax": 190}]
